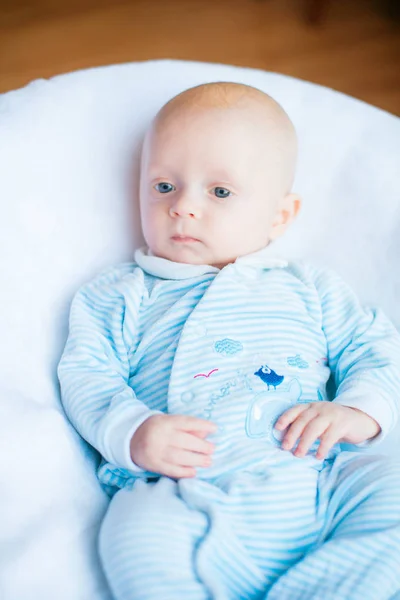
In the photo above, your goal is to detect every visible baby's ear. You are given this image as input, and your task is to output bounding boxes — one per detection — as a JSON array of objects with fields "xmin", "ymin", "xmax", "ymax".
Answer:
[{"xmin": 269, "ymin": 193, "xmax": 301, "ymax": 240}]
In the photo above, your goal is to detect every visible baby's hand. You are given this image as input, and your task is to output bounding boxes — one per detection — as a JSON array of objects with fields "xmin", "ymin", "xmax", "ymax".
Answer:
[
  {"xmin": 274, "ymin": 402, "xmax": 381, "ymax": 460},
  {"xmin": 130, "ymin": 414, "xmax": 217, "ymax": 479}
]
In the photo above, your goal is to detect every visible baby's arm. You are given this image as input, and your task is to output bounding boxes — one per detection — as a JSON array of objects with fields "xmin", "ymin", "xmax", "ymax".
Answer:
[
  {"xmin": 57, "ymin": 266, "xmax": 161, "ymax": 472},
  {"xmin": 314, "ymin": 267, "xmax": 400, "ymax": 442},
  {"xmin": 275, "ymin": 267, "xmax": 400, "ymax": 459}
]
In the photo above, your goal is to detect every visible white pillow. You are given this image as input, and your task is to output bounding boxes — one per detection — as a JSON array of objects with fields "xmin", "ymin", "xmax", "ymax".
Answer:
[{"xmin": 0, "ymin": 59, "xmax": 399, "ymax": 600}]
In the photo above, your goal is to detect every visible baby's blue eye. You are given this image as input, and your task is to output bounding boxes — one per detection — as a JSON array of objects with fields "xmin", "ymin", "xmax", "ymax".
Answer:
[
  {"xmin": 213, "ymin": 187, "xmax": 231, "ymax": 199},
  {"xmin": 154, "ymin": 182, "xmax": 175, "ymax": 194}
]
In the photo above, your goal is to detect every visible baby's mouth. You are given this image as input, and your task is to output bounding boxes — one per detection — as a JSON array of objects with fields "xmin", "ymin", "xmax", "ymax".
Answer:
[{"xmin": 171, "ymin": 235, "xmax": 200, "ymax": 243}]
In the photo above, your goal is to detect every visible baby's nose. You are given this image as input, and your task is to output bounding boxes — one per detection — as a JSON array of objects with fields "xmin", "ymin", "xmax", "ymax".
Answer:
[{"xmin": 169, "ymin": 195, "xmax": 199, "ymax": 218}]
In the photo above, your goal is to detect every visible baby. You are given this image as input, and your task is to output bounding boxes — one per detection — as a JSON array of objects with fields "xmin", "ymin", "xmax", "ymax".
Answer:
[{"xmin": 58, "ymin": 82, "xmax": 400, "ymax": 600}]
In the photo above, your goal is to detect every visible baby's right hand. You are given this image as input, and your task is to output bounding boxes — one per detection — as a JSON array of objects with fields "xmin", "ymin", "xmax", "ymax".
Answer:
[{"xmin": 130, "ymin": 414, "xmax": 217, "ymax": 479}]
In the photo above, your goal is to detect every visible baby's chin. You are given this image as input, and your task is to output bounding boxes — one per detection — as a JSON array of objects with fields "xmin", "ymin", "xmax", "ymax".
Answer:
[{"xmin": 150, "ymin": 242, "xmax": 229, "ymax": 267}]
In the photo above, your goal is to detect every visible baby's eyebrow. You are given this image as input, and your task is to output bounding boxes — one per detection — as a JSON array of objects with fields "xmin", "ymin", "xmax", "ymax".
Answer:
[
  {"xmin": 212, "ymin": 180, "xmax": 237, "ymax": 188},
  {"xmin": 149, "ymin": 172, "xmax": 239, "ymax": 185}
]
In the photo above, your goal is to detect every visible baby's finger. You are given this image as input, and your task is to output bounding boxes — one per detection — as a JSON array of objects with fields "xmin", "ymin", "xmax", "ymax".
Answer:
[
  {"xmin": 163, "ymin": 464, "xmax": 197, "ymax": 479},
  {"xmin": 293, "ymin": 417, "xmax": 330, "ymax": 458},
  {"xmin": 173, "ymin": 415, "xmax": 218, "ymax": 434},
  {"xmin": 186, "ymin": 429, "xmax": 211, "ymax": 440},
  {"xmin": 167, "ymin": 448, "xmax": 213, "ymax": 469},
  {"xmin": 275, "ymin": 403, "xmax": 310, "ymax": 431},
  {"xmin": 281, "ymin": 407, "xmax": 318, "ymax": 451},
  {"xmin": 315, "ymin": 427, "xmax": 341, "ymax": 460},
  {"xmin": 174, "ymin": 431, "xmax": 215, "ymax": 455}
]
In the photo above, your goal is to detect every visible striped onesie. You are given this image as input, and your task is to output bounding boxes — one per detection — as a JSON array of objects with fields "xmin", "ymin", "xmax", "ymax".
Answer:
[{"xmin": 58, "ymin": 245, "xmax": 400, "ymax": 600}]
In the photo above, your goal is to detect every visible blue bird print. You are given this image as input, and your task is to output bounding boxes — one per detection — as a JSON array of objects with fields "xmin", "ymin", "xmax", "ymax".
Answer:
[{"xmin": 254, "ymin": 365, "xmax": 284, "ymax": 390}]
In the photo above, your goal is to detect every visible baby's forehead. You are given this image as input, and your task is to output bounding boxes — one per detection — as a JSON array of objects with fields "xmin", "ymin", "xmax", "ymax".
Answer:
[
  {"xmin": 150, "ymin": 113, "xmax": 284, "ymax": 163},
  {"xmin": 147, "ymin": 110, "xmax": 268, "ymax": 168}
]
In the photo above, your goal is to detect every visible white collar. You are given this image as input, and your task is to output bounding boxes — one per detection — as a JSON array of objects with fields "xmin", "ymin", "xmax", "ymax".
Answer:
[{"xmin": 134, "ymin": 245, "xmax": 288, "ymax": 280}]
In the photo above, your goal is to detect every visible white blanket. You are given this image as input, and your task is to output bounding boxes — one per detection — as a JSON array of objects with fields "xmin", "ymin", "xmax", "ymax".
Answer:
[{"xmin": 0, "ymin": 59, "xmax": 399, "ymax": 600}]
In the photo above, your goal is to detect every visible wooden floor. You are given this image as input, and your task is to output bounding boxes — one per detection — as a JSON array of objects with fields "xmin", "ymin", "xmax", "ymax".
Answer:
[{"xmin": 0, "ymin": 0, "xmax": 399, "ymax": 115}]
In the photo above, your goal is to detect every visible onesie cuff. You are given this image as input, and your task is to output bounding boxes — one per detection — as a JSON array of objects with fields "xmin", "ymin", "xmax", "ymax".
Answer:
[
  {"xmin": 107, "ymin": 407, "xmax": 164, "ymax": 473},
  {"xmin": 333, "ymin": 387, "xmax": 395, "ymax": 448}
]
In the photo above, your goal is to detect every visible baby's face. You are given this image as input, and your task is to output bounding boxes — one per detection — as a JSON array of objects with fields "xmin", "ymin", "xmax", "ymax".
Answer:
[{"xmin": 139, "ymin": 95, "xmax": 299, "ymax": 267}]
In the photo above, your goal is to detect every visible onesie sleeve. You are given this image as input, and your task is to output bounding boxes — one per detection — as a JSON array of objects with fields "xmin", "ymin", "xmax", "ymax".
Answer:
[
  {"xmin": 57, "ymin": 265, "xmax": 163, "ymax": 473},
  {"xmin": 313, "ymin": 267, "xmax": 400, "ymax": 447}
]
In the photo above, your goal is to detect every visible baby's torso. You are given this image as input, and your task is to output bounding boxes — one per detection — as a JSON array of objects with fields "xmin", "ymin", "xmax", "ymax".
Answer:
[{"xmin": 119, "ymin": 261, "xmax": 336, "ymax": 481}]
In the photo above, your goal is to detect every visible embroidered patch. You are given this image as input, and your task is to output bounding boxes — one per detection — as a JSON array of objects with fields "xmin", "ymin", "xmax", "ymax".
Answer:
[
  {"xmin": 202, "ymin": 370, "xmax": 253, "ymax": 421},
  {"xmin": 287, "ymin": 354, "xmax": 309, "ymax": 369},
  {"xmin": 246, "ymin": 378, "xmax": 302, "ymax": 444},
  {"xmin": 254, "ymin": 365, "xmax": 284, "ymax": 390},
  {"xmin": 214, "ymin": 338, "xmax": 243, "ymax": 357}
]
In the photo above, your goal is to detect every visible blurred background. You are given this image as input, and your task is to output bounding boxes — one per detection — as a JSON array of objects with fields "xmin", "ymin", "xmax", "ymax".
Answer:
[{"xmin": 0, "ymin": 0, "xmax": 399, "ymax": 114}]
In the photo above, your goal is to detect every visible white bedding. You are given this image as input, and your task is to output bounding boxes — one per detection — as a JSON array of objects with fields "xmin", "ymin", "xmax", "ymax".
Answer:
[{"xmin": 0, "ymin": 59, "xmax": 399, "ymax": 600}]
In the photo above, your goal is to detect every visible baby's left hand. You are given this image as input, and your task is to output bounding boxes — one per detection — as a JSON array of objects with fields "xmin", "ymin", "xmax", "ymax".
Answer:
[{"xmin": 274, "ymin": 401, "xmax": 381, "ymax": 460}]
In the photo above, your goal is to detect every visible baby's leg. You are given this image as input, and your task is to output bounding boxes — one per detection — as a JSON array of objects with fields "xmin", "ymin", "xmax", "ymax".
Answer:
[
  {"xmin": 98, "ymin": 477, "xmax": 209, "ymax": 600},
  {"xmin": 267, "ymin": 453, "xmax": 400, "ymax": 600}
]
